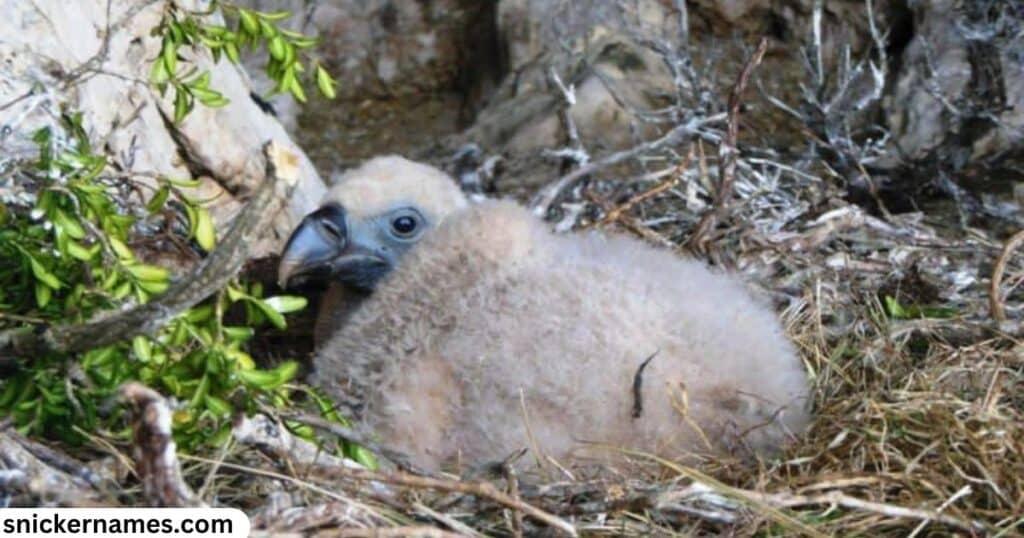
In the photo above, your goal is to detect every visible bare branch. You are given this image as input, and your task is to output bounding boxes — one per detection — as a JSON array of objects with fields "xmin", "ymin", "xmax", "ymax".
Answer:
[
  {"xmin": 531, "ymin": 113, "xmax": 725, "ymax": 217},
  {"xmin": 279, "ymin": 413, "xmax": 428, "ymax": 475},
  {"xmin": 318, "ymin": 466, "xmax": 578, "ymax": 537},
  {"xmin": 688, "ymin": 38, "xmax": 769, "ymax": 250},
  {"xmin": 989, "ymin": 229, "xmax": 1024, "ymax": 323},
  {"xmin": 121, "ymin": 383, "xmax": 202, "ymax": 507}
]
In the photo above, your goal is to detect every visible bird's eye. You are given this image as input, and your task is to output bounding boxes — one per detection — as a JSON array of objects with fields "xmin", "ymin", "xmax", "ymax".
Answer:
[{"xmin": 391, "ymin": 215, "xmax": 418, "ymax": 237}]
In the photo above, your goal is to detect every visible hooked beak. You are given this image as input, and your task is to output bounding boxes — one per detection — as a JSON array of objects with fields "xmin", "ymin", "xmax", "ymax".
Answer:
[{"xmin": 278, "ymin": 204, "xmax": 391, "ymax": 290}]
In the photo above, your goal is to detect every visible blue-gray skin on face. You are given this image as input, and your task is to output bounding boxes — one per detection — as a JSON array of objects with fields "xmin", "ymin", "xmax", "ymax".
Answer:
[{"xmin": 278, "ymin": 202, "xmax": 430, "ymax": 291}]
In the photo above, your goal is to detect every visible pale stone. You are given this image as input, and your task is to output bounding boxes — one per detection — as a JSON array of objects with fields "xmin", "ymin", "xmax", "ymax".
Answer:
[{"xmin": 0, "ymin": 0, "xmax": 327, "ymax": 259}]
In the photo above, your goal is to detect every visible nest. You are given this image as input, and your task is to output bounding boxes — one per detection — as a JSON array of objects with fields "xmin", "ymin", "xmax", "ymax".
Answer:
[
  {"xmin": 3, "ymin": 2, "xmax": 1023, "ymax": 536},
  {"xmin": 6, "ymin": 82, "xmax": 1022, "ymax": 537}
]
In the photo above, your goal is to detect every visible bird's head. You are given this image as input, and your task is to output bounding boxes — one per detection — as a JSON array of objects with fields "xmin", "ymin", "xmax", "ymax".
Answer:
[{"xmin": 278, "ymin": 156, "xmax": 468, "ymax": 290}]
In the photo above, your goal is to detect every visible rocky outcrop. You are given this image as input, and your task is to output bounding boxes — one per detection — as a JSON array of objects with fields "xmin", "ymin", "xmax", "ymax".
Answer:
[
  {"xmin": 887, "ymin": 0, "xmax": 1024, "ymax": 169},
  {"xmin": 239, "ymin": 0, "xmax": 501, "ymax": 119},
  {"xmin": 0, "ymin": 0, "xmax": 325, "ymax": 257},
  {"xmin": 6, "ymin": 0, "xmax": 1020, "ymax": 257}
]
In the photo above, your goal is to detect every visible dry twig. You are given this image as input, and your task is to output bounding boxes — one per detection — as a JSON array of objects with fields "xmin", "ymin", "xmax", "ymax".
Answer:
[
  {"xmin": 120, "ymin": 382, "xmax": 202, "ymax": 507},
  {"xmin": 329, "ymin": 527, "xmax": 464, "ymax": 538},
  {"xmin": 281, "ymin": 413, "xmax": 425, "ymax": 475},
  {"xmin": 688, "ymin": 38, "xmax": 768, "ymax": 251},
  {"xmin": 989, "ymin": 229, "xmax": 1024, "ymax": 323},
  {"xmin": 531, "ymin": 113, "xmax": 725, "ymax": 217},
  {"xmin": 318, "ymin": 466, "xmax": 578, "ymax": 537}
]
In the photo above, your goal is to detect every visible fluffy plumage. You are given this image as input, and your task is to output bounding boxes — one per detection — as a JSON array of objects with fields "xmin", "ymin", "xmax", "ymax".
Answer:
[
  {"xmin": 288, "ymin": 159, "xmax": 810, "ymax": 472},
  {"xmin": 324, "ymin": 155, "xmax": 469, "ymax": 222}
]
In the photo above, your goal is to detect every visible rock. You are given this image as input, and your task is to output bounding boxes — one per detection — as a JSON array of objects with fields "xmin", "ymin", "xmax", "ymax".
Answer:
[
  {"xmin": 885, "ymin": 0, "xmax": 1024, "ymax": 211},
  {"xmin": 238, "ymin": 0, "xmax": 500, "ymax": 104},
  {"xmin": 888, "ymin": 0, "xmax": 1024, "ymax": 161},
  {"xmin": 0, "ymin": 0, "xmax": 326, "ymax": 258}
]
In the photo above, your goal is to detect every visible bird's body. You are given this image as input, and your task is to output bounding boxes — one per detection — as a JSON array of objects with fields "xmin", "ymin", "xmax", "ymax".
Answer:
[{"xmin": 280, "ymin": 157, "xmax": 809, "ymax": 472}]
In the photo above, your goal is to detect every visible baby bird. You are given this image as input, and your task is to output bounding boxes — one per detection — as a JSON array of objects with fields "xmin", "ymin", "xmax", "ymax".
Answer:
[
  {"xmin": 279, "ymin": 156, "xmax": 469, "ymax": 345},
  {"xmin": 279, "ymin": 157, "xmax": 810, "ymax": 472}
]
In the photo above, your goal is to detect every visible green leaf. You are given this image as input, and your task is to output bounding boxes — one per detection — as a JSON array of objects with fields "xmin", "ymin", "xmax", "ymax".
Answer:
[
  {"xmin": 258, "ymin": 19, "xmax": 277, "ymax": 38},
  {"xmin": 146, "ymin": 185, "xmax": 171, "ymax": 213},
  {"xmin": 109, "ymin": 237, "xmax": 135, "ymax": 261},
  {"xmin": 65, "ymin": 240, "xmax": 95, "ymax": 261},
  {"xmin": 208, "ymin": 425, "xmax": 233, "ymax": 447},
  {"xmin": 166, "ymin": 176, "xmax": 202, "ymax": 188},
  {"xmin": 0, "ymin": 381, "xmax": 21, "ymax": 409},
  {"xmin": 190, "ymin": 374, "xmax": 209, "ymax": 408},
  {"xmin": 190, "ymin": 71, "xmax": 211, "ymax": 90},
  {"xmin": 34, "ymin": 282, "xmax": 52, "ymax": 308},
  {"xmin": 199, "ymin": 35, "xmax": 223, "ymax": 49},
  {"xmin": 249, "ymin": 298, "xmax": 286, "ymax": 329},
  {"xmin": 203, "ymin": 25, "xmax": 229, "ymax": 37},
  {"xmin": 28, "ymin": 258, "xmax": 62, "ymax": 289},
  {"xmin": 225, "ymin": 349, "xmax": 255, "ymax": 371},
  {"xmin": 137, "ymin": 279, "xmax": 169, "ymax": 295},
  {"xmin": 168, "ymin": 21, "xmax": 185, "ymax": 45},
  {"xmin": 349, "ymin": 445, "xmax": 379, "ymax": 470},
  {"xmin": 194, "ymin": 207, "xmax": 216, "ymax": 251},
  {"xmin": 52, "ymin": 209, "xmax": 85, "ymax": 239},
  {"xmin": 132, "ymin": 336, "xmax": 152, "ymax": 362},
  {"xmin": 256, "ymin": 10, "xmax": 291, "ymax": 22},
  {"xmin": 884, "ymin": 296, "xmax": 908, "ymax": 319},
  {"xmin": 192, "ymin": 87, "xmax": 230, "ymax": 107},
  {"xmin": 100, "ymin": 269, "xmax": 119, "ymax": 290},
  {"xmin": 150, "ymin": 58, "xmax": 170, "ymax": 85},
  {"xmin": 290, "ymin": 36, "xmax": 320, "ymax": 49},
  {"xmin": 205, "ymin": 394, "xmax": 232, "ymax": 417},
  {"xmin": 262, "ymin": 295, "xmax": 307, "ymax": 314},
  {"xmin": 185, "ymin": 304, "xmax": 213, "ymax": 323},
  {"xmin": 238, "ymin": 9, "xmax": 259, "ymax": 35},
  {"xmin": 236, "ymin": 368, "xmax": 278, "ymax": 389},
  {"xmin": 315, "ymin": 65, "xmax": 337, "ymax": 99},
  {"xmin": 268, "ymin": 35, "xmax": 287, "ymax": 61},
  {"xmin": 286, "ymin": 421, "xmax": 315, "ymax": 440},
  {"xmin": 32, "ymin": 126, "xmax": 52, "ymax": 145},
  {"xmin": 273, "ymin": 360, "xmax": 299, "ymax": 383},
  {"xmin": 161, "ymin": 37, "xmax": 178, "ymax": 76},
  {"xmin": 288, "ymin": 72, "xmax": 307, "ymax": 103},
  {"xmin": 237, "ymin": 360, "xmax": 297, "ymax": 390},
  {"xmin": 883, "ymin": 295, "xmax": 955, "ymax": 320},
  {"xmin": 284, "ymin": 44, "xmax": 297, "ymax": 67},
  {"xmin": 112, "ymin": 281, "xmax": 132, "ymax": 299},
  {"xmin": 173, "ymin": 86, "xmax": 192, "ymax": 123},
  {"xmin": 125, "ymin": 263, "xmax": 170, "ymax": 282},
  {"xmin": 223, "ymin": 327, "xmax": 255, "ymax": 343},
  {"xmin": 224, "ymin": 42, "xmax": 241, "ymax": 64},
  {"xmin": 225, "ymin": 285, "xmax": 246, "ymax": 303},
  {"xmin": 205, "ymin": 95, "xmax": 230, "ymax": 107}
]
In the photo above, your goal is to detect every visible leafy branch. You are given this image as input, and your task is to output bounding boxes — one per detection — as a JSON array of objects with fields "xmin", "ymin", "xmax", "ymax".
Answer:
[
  {"xmin": 0, "ymin": 127, "xmax": 371, "ymax": 464},
  {"xmin": 150, "ymin": 1, "xmax": 338, "ymax": 122}
]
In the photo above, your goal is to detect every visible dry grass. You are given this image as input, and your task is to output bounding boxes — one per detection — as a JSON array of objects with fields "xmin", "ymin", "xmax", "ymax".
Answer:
[
  {"xmin": 6, "ymin": 135, "xmax": 1023, "ymax": 538},
  {"xmin": 166, "ymin": 178, "xmax": 1021, "ymax": 536}
]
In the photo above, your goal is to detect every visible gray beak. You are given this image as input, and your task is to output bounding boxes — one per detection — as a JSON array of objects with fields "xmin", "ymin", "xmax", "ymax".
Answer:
[
  {"xmin": 278, "ymin": 204, "xmax": 391, "ymax": 290},
  {"xmin": 278, "ymin": 204, "xmax": 346, "ymax": 288}
]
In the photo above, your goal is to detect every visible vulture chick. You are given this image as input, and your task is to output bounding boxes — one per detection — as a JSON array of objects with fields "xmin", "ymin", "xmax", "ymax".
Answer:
[
  {"xmin": 280, "ymin": 159, "xmax": 809, "ymax": 472},
  {"xmin": 279, "ymin": 156, "xmax": 469, "ymax": 344}
]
